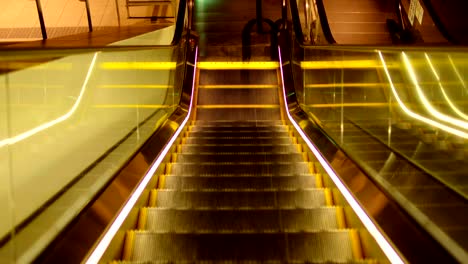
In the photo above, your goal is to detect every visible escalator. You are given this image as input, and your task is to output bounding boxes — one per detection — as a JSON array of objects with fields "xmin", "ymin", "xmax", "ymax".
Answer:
[
  {"xmin": 110, "ymin": 63, "xmax": 373, "ymax": 262},
  {"xmin": 2, "ymin": 0, "xmax": 466, "ymax": 263},
  {"xmin": 296, "ymin": 0, "xmax": 448, "ymax": 44}
]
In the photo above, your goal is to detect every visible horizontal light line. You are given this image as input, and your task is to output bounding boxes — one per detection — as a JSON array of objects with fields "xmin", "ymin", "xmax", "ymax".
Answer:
[
  {"xmin": 100, "ymin": 62, "xmax": 176, "ymax": 70},
  {"xmin": 305, "ymin": 83, "xmax": 388, "ymax": 88},
  {"xmin": 99, "ymin": 84, "xmax": 173, "ymax": 89},
  {"xmin": 301, "ymin": 60, "xmax": 397, "ymax": 69},
  {"xmin": 309, "ymin": 102, "xmax": 389, "ymax": 108},
  {"xmin": 279, "ymin": 46, "xmax": 404, "ymax": 264},
  {"xmin": 197, "ymin": 104, "xmax": 279, "ymax": 109},
  {"xmin": 198, "ymin": 84, "xmax": 278, "ymax": 89},
  {"xmin": 93, "ymin": 104, "xmax": 172, "ymax": 109},
  {"xmin": 197, "ymin": 61, "xmax": 279, "ymax": 70}
]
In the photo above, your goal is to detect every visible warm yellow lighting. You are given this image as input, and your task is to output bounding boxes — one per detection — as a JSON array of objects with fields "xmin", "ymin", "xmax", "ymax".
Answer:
[
  {"xmin": 198, "ymin": 84, "xmax": 278, "ymax": 89},
  {"xmin": 280, "ymin": 47, "xmax": 405, "ymax": 264},
  {"xmin": 197, "ymin": 61, "xmax": 279, "ymax": 70},
  {"xmin": 402, "ymin": 52, "xmax": 468, "ymax": 130},
  {"xmin": 379, "ymin": 51, "xmax": 468, "ymax": 138},
  {"xmin": 425, "ymin": 53, "xmax": 468, "ymax": 120},
  {"xmin": 100, "ymin": 62, "xmax": 176, "ymax": 70},
  {"xmin": 196, "ymin": 104, "xmax": 279, "ymax": 109},
  {"xmin": 300, "ymin": 59, "xmax": 397, "ymax": 69},
  {"xmin": 93, "ymin": 104, "xmax": 172, "ymax": 109},
  {"xmin": 0, "ymin": 53, "xmax": 99, "ymax": 148},
  {"xmin": 85, "ymin": 47, "xmax": 198, "ymax": 264},
  {"xmin": 99, "ymin": 84, "xmax": 173, "ymax": 89}
]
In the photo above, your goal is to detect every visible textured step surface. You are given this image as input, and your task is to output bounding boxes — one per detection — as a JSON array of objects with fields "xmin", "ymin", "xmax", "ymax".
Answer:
[
  {"xmin": 163, "ymin": 175, "xmax": 317, "ymax": 189},
  {"xmin": 130, "ymin": 232, "xmax": 355, "ymax": 262},
  {"xmin": 169, "ymin": 162, "xmax": 313, "ymax": 176},
  {"xmin": 153, "ymin": 189, "xmax": 328, "ymax": 208},
  {"xmin": 143, "ymin": 208, "xmax": 340, "ymax": 232}
]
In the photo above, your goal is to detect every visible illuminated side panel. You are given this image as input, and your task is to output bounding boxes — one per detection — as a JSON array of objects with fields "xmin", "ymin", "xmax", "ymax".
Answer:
[
  {"xmin": 378, "ymin": 51, "xmax": 468, "ymax": 139},
  {"xmin": 279, "ymin": 46, "xmax": 404, "ymax": 264},
  {"xmin": 0, "ymin": 52, "xmax": 99, "ymax": 148},
  {"xmin": 85, "ymin": 47, "xmax": 198, "ymax": 264},
  {"xmin": 402, "ymin": 52, "xmax": 468, "ymax": 130},
  {"xmin": 424, "ymin": 53, "xmax": 468, "ymax": 120}
]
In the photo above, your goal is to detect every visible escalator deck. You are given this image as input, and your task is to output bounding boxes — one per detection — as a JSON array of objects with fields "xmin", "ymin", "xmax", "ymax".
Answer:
[{"xmin": 115, "ymin": 119, "xmax": 374, "ymax": 262}]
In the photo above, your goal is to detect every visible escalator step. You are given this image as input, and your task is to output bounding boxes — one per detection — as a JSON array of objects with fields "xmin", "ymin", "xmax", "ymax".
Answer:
[
  {"xmin": 163, "ymin": 175, "xmax": 317, "ymax": 189},
  {"xmin": 187, "ymin": 131, "xmax": 290, "ymax": 137},
  {"xmin": 179, "ymin": 144, "xmax": 301, "ymax": 153},
  {"xmin": 153, "ymin": 189, "xmax": 328, "ymax": 208},
  {"xmin": 185, "ymin": 137, "xmax": 294, "ymax": 145},
  {"xmin": 169, "ymin": 162, "xmax": 313, "ymax": 176},
  {"xmin": 174, "ymin": 153, "xmax": 304, "ymax": 163},
  {"xmin": 142, "ymin": 208, "xmax": 340, "ymax": 232},
  {"xmin": 189, "ymin": 125, "xmax": 288, "ymax": 132},
  {"xmin": 129, "ymin": 231, "xmax": 355, "ymax": 261},
  {"xmin": 193, "ymin": 120, "xmax": 284, "ymax": 126}
]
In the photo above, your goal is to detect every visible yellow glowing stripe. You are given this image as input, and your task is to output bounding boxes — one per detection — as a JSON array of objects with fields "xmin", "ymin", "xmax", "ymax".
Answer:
[
  {"xmin": 85, "ymin": 47, "xmax": 198, "ymax": 264},
  {"xmin": 279, "ymin": 47, "xmax": 405, "ymax": 264},
  {"xmin": 305, "ymin": 83, "xmax": 389, "ymax": 88},
  {"xmin": 448, "ymin": 55, "xmax": 467, "ymax": 89},
  {"xmin": 300, "ymin": 60, "xmax": 396, "ymax": 69},
  {"xmin": 0, "ymin": 53, "xmax": 98, "ymax": 148},
  {"xmin": 100, "ymin": 62, "xmax": 176, "ymax": 70},
  {"xmin": 99, "ymin": 84, "xmax": 173, "ymax": 89},
  {"xmin": 309, "ymin": 102, "xmax": 388, "ymax": 108},
  {"xmin": 198, "ymin": 84, "xmax": 278, "ymax": 89},
  {"xmin": 379, "ymin": 52, "xmax": 468, "ymax": 138},
  {"xmin": 93, "ymin": 104, "xmax": 172, "ymax": 109},
  {"xmin": 197, "ymin": 61, "xmax": 279, "ymax": 70},
  {"xmin": 425, "ymin": 53, "xmax": 468, "ymax": 120},
  {"xmin": 197, "ymin": 104, "xmax": 279, "ymax": 109},
  {"xmin": 402, "ymin": 52, "xmax": 468, "ymax": 130}
]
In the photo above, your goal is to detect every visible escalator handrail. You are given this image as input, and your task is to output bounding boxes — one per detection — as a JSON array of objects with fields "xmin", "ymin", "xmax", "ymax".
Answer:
[
  {"xmin": 287, "ymin": 0, "xmax": 336, "ymax": 44},
  {"xmin": 419, "ymin": 0, "xmax": 456, "ymax": 44}
]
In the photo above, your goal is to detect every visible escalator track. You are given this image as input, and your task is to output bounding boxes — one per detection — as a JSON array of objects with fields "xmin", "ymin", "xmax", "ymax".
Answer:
[{"xmin": 108, "ymin": 62, "xmax": 380, "ymax": 262}]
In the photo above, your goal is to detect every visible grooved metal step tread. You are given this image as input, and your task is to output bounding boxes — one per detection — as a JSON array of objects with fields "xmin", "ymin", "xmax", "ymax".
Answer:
[
  {"xmin": 179, "ymin": 144, "xmax": 301, "ymax": 153},
  {"xmin": 192, "ymin": 120, "xmax": 284, "ymax": 126},
  {"xmin": 169, "ymin": 162, "xmax": 313, "ymax": 176},
  {"xmin": 129, "ymin": 231, "xmax": 356, "ymax": 261},
  {"xmin": 152, "ymin": 189, "xmax": 328, "ymax": 208},
  {"xmin": 163, "ymin": 175, "xmax": 317, "ymax": 189},
  {"xmin": 174, "ymin": 153, "xmax": 304, "ymax": 163},
  {"xmin": 184, "ymin": 137, "xmax": 294, "ymax": 145},
  {"xmin": 187, "ymin": 131, "xmax": 290, "ymax": 137},
  {"xmin": 188, "ymin": 126, "xmax": 288, "ymax": 132},
  {"xmin": 113, "ymin": 260, "xmax": 375, "ymax": 263},
  {"xmin": 142, "ymin": 207, "xmax": 341, "ymax": 231}
]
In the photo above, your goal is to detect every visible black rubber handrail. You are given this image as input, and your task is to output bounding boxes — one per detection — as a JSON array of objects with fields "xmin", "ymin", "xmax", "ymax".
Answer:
[{"xmin": 287, "ymin": 0, "xmax": 336, "ymax": 44}]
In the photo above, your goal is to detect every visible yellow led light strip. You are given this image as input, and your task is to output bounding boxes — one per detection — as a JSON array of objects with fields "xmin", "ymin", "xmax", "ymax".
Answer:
[
  {"xmin": 93, "ymin": 105, "xmax": 172, "ymax": 109},
  {"xmin": 425, "ymin": 53, "xmax": 468, "ymax": 120},
  {"xmin": 379, "ymin": 51, "xmax": 468, "ymax": 138},
  {"xmin": 309, "ymin": 102, "xmax": 389, "ymax": 108},
  {"xmin": 99, "ymin": 84, "xmax": 173, "ymax": 89},
  {"xmin": 196, "ymin": 104, "xmax": 279, "ymax": 109},
  {"xmin": 100, "ymin": 62, "xmax": 176, "ymax": 70},
  {"xmin": 85, "ymin": 47, "xmax": 198, "ymax": 264},
  {"xmin": 197, "ymin": 61, "xmax": 279, "ymax": 70},
  {"xmin": 279, "ymin": 47, "xmax": 405, "ymax": 264},
  {"xmin": 198, "ymin": 84, "xmax": 278, "ymax": 89},
  {"xmin": 300, "ymin": 59, "xmax": 397, "ymax": 69},
  {"xmin": 0, "ymin": 53, "xmax": 98, "ymax": 148},
  {"xmin": 402, "ymin": 52, "xmax": 468, "ymax": 130},
  {"xmin": 305, "ymin": 83, "xmax": 390, "ymax": 88}
]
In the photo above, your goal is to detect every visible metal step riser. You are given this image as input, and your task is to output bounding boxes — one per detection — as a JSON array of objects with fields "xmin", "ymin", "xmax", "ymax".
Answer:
[
  {"xmin": 154, "ymin": 190, "xmax": 327, "ymax": 208},
  {"xmin": 175, "ymin": 154, "xmax": 304, "ymax": 163},
  {"xmin": 180, "ymin": 145, "xmax": 300, "ymax": 154},
  {"xmin": 192, "ymin": 121, "xmax": 284, "ymax": 126},
  {"xmin": 187, "ymin": 131, "xmax": 290, "ymax": 137},
  {"xmin": 131, "ymin": 232, "xmax": 354, "ymax": 261},
  {"xmin": 163, "ymin": 176, "xmax": 316, "ymax": 190},
  {"xmin": 169, "ymin": 163, "xmax": 311, "ymax": 176},
  {"xmin": 184, "ymin": 138, "xmax": 294, "ymax": 145},
  {"xmin": 144, "ymin": 208, "xmax": 339, "ymax": 232},
  {"xmin": 189, "ymin": 126, "xmax": 288, "ymax": 132}
]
